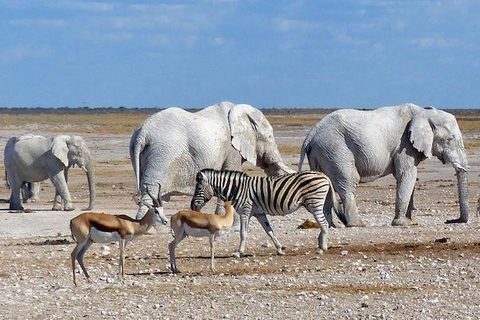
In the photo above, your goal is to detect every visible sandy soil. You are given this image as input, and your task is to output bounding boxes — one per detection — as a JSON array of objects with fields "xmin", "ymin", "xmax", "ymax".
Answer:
[{"xmin": 0, "ymin": 112, "xmax": 479, "ymax": 319}]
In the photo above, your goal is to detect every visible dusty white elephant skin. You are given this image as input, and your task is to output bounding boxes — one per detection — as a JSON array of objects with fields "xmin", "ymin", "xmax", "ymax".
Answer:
[
  {"xmin": 299, "ymin": 103, "xmax": 469, "ymax": 227},
  {"xmin": 4, "ymin": 134, "xmax": 96, "ymax": 211},
  {"xmin": 130, "ymin": 101, "xmax": 294, "ymax": 218}
]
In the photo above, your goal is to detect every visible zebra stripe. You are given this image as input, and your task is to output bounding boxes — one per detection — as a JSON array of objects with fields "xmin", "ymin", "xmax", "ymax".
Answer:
[{"xmin": 191, "ymin": 169, "xmax": 334, "ymax": 256}]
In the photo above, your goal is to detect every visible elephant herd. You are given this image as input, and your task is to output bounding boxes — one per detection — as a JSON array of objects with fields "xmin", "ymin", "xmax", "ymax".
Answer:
[{"xmin": 3, "ymin": 101, "xmax": 475, "ymax": 232}]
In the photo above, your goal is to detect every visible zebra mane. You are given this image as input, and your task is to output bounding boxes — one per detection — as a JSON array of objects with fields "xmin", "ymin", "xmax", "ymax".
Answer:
[{"xmin": 198, "ymin": 168, "xmax": 247, "ymax": 180}]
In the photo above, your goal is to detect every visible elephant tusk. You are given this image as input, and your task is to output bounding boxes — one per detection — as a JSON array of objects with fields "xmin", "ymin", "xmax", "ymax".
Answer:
[{"xmin": 80, "ymin": 165, "xmax": 88, "ymax": 173}]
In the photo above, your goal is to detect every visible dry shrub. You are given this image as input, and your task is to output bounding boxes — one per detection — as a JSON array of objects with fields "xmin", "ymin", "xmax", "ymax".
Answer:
[{"xmin": 297, "ymin": 220, "xmax": 319, "ymax": 229}]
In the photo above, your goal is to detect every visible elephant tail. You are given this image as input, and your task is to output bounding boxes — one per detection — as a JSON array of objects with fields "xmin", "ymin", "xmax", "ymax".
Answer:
[
  {"xmin": 4, "ymin": 170, "xmax": 10, "ymax": 189},
  {"xmin": 298, "ymin": 128, "xmax": 316, "ymax": 171},
  {"xmin": 129, "ymin": 129, "xmax": 146, "ymax": 193},
  {"xmin": 298, "ymin": 146, "xmax": 307, "ymax": 172}
]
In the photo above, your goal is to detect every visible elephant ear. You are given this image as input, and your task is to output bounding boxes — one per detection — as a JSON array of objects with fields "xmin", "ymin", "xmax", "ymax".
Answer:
[
  {"xmin": 409, "ymin": 113, "xmax": 434, "ymax": 159},
  {"xmin": 228, "ymin": 104, "xmax": 273, "ymax": 166},
  {"xmin": 51, "ymin": 135, "xmax": 70, "ymax": 167}
]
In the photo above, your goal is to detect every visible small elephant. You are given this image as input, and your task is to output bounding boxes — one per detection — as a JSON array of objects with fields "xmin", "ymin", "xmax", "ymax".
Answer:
[
  {"xmin": 4, "ymin": 135, "xmax": 96, "ymax": 211},
  {"xmin": 299, "ymin": 103, "xmax": 469, "ymax": 227},
  {"xmin": 130, "ymin": 101, "xmax": 294, "ymax": 217}
]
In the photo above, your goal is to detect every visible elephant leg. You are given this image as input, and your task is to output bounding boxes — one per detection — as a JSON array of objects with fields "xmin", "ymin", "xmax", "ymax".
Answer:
[
  {"xmin": 53, "ymin": 189, "xmax": 63, "ymax": 210},
  {"xmin": 24, "ymin": 182, "xmax": 40, "ymax": 203},
  {"xmin": 255, "ymin": 214, "xmax": 284, "ymax": 255},
  {"xmin": 21, "ymin": 183, "xmax": 31, "ymax": 203},
  {"xmin": 407, "ymin": 189, "xmax": 416, "ymax": 219},
  {"xmin": 340, "ymin": 191, "xmax": 365, "ymax": 227},
  {"xmin": 323, "ymin": 191, "xmax": 344, "ymax": 228},
  {"xmin": 330, "ymin": 166, "xmax": 364, "ymax": 227},
  {"xmin": 50, "ymin": 171, "xmax": 74, "ymax": 211},
  {"xmin": 392, "ymin": 174, "xmax": 417, "ymax": 226},
  {"xmin": 30, "ymin": 182, "xmax": 40, "ymax": 202},
  {"xmin": 9, "ymin": 179, "xmax": 24, "ymax": 210},
  {"xmin": 409, "ymin": 189, "xmax": 417, "ymax": 212}
]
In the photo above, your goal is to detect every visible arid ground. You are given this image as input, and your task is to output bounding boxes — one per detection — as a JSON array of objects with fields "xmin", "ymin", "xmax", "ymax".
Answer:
[{"xmin": 0, "ymin": 109, "xmax": 479, "ymax": 319}]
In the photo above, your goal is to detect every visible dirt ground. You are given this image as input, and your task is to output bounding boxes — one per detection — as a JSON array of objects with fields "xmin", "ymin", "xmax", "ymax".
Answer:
[{"xmin": 0, "ymin": 110, "xmax": 479, "ymax": 319}]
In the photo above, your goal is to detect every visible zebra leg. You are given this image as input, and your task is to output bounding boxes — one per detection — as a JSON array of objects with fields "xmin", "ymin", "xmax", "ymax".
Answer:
[
  {"xmin": 255, "ymin": 214, "xmax": 284, "ymax": 255},
  {"xmin": 233, "ymin": 212, "xmax": 250, "ymax": 258},
  {"xmin": 307, "ymin": 203, "xmax": 329, "ymax": 255}
]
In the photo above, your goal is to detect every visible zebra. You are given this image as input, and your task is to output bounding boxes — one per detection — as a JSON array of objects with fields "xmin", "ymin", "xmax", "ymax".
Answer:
[{"xmin": 191, "ymin": 169, "xmax": 339, "ymax": 257}]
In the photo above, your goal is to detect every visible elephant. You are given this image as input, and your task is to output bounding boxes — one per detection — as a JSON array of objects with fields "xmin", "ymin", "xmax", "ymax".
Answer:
[
  {"xmin": 299, "ymin": 103, "xmax": 469, "ymax": 227},
  {"xmin": 4, "ymin": 134, "xmax": 96, "ymax": 211},
  {"xmin": 130, "ymin": 101, "xmax": 294, "ymax": 217}
]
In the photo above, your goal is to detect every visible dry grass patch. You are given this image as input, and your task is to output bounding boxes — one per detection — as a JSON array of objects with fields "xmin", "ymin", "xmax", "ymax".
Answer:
[
  {"xmin": 266, "ymin": 116, "xmax": 322, "ymax": 127},
  {"xmin": 0, "ymin": 113, "xmax": 154, "ymax": 134},
  {"xmin": 457, "ymin": 118, "xmax": 480, "ymax": 132},
  {"xmin": 278, "ymin": 144, "xmax": 301, "ymax": 156}
]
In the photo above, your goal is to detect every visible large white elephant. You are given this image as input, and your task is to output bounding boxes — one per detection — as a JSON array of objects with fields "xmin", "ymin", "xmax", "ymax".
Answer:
[
  {"xmin": 299, "ymin": 103, "xmax": 469, "ymax": 227},
  {"xmin": 130, "ymin": 101, "xmax": 294, "ymax": 216},
  {"xmin": 4, "ymin": 135, "xmax": 96, "ymax": 211}
]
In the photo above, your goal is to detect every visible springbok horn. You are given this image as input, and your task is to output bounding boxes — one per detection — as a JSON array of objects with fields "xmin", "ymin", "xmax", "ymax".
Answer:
[{"xmin": 146, "ymin": 186, "xmax": 161, "ymax": 207}]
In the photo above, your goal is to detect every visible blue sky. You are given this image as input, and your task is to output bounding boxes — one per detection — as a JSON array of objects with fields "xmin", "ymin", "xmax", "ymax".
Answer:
[{"xmin": 1, "ymin": 0, "xmax": 479, "ymax": 109}]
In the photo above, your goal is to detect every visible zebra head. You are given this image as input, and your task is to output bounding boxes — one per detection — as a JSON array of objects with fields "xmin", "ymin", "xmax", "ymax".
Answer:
[{"xmin": 191, "ymin": 170, "xmax": 216, "ymax": 211}]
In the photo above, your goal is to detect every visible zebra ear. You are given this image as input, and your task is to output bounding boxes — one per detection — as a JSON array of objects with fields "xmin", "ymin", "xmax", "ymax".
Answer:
[{"xmin": 196, "ymin": 171, "xmax": 207, "ymax": 182}]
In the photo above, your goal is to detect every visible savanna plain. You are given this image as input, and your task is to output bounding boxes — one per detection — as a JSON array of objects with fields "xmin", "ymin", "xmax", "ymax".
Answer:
[{"xmin": 0, "ymin": 109, "xmax": 480, "ymax": 319}]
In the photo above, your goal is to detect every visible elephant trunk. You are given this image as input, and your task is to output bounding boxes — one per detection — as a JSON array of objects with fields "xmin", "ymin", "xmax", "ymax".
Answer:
[
  {"xmin": 84, "ymin": 158, "xmax": 96, "ymax": 210},
  {"xmin": 446, "ymin": 169, "xmax": 469, "ymax": 224}
]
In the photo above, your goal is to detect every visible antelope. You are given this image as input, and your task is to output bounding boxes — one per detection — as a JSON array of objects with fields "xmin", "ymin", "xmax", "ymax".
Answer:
[
  {"xmin": 169, "ymin": 201, "xmax": 234, "ymax": 273},
  {"xmin": 70, "ymin": 189, "xmax": 167, "ymax": 286}
]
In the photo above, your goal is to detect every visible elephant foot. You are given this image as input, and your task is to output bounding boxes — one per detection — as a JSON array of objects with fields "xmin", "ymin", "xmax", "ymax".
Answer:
[
  {"xmin": 232, "ymin": 251, "xmax": 248, "ymax": 258},
  {"xmin": 9, "ymin": 205, "xmax": 24, "ymax": 211},
  {"xmin": 391, "ymin": 217, "xmax": 418, "ymax": 226},
  {"xmin": 276, "ymin": 248, "xmax": 285, "ymax": 256},
  {"xmin": 445, "ymin": 217, "xmax": 468, "ymax": 224},
  {"xmin": 317, "ymin": 248, "xmax": 326, "ymax": 255},
  {"xmin": 345, "ymin": 217, "xmax": 366, "ymax": 227},
  {"xmin": 330, "ymin": 217, "xmax": 345, "ymax": 228}
]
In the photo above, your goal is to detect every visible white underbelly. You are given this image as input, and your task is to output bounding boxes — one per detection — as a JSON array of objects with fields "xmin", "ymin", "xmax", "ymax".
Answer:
[
  {"xmin": 184, "ymin": 225, "xmax": 211, "ymax": 237},
  {"xmin": 183, "ymin": 225, "xmax": 228, "ymax": 238},
  {"xmin": 89, "ymin": 228, "xmax": 134, "ymax": 243}
]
